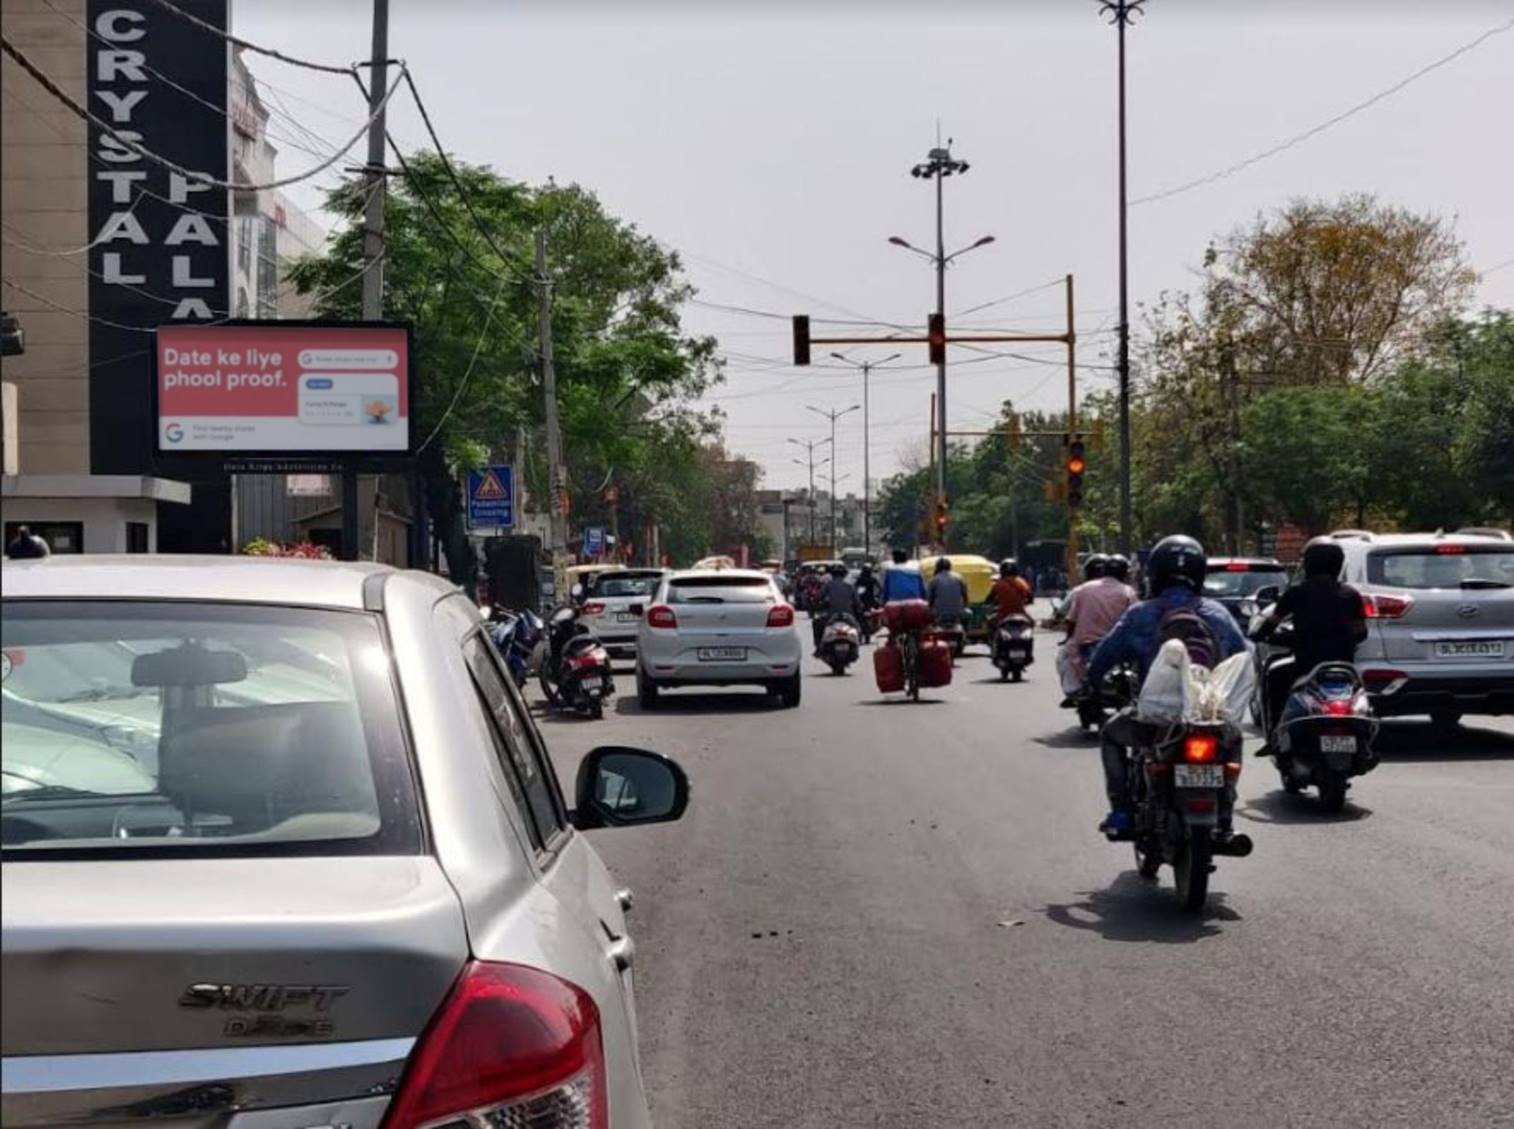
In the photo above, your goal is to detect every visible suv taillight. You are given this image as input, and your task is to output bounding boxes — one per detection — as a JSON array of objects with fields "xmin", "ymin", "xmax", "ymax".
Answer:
[
  {"xmin": 381, "ymin": 961, "xmax": 606, "ymax": 1129},
  {"xmin": 1362, "ymin": 592, "xmax": 1414, "ymax": 619},
  {"xmin": 646, "ymin": 605, "xmax": 677, "ymax": 629},
  {"xmin": 767, "ymin": 603, "xmax": 795, "ymax": 628},
  {"xmin": 581, "ymin": 602, "xmax": 606, "ymax": 617}
]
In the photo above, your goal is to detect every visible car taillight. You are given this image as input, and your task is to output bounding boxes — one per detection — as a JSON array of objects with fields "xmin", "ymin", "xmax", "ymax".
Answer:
[
  {"xmin": 582, "ymin": 602, "xmax": 606, "ymax": 617},
  {"xmin": 647, "ymin": 605, "xmax": 677, "ymax": 629},
  {"xmin": 1182, "ymin": 733, "xmax": 1219, "ymax": 763},
  {"xmin": 382, "ymin": 961, "xmax": 606, "ymax": 1129},
  {"xmin": 1362, "ymin": 592, "xmax": 1414, "ymax": 619},
  {"xmin": 767, "ymin": 604, "xmax": 795, "ymax": 627}
]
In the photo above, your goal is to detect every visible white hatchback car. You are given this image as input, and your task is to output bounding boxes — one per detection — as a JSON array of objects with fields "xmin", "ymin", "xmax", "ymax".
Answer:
[
  {"xmin": 2, "ymin": 556, "xmax": 688, "ymax": 1129},
  {"xmin": 634, "ymin": 569, "xmax": 802, "ymax": 708}
]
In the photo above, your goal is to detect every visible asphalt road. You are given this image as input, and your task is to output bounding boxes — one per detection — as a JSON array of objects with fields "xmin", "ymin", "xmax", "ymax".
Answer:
[{"xmin": 541, "ymin": 604, "xmax": 1514, "ymax": 1129}]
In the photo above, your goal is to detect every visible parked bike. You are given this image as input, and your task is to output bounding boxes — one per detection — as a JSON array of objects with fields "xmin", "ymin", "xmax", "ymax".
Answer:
[
  {"xmin": 488, "ymin": 606, "xmax": 545, "ymax": 689},
  {"xmin": 539, "ymin": 604, "xmax": 615, "ymax": 719}
]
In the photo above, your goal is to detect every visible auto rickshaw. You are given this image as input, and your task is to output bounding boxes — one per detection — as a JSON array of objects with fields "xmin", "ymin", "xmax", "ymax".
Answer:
[{"xmin": 917, "ymin": 553, "xmax": 998, "ymax": 648}]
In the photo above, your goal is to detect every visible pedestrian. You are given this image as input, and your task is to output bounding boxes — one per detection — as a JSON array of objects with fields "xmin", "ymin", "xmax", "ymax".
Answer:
[{"xmin": 5, "ymin": 525, "xmax": 50, "ymax": 560}]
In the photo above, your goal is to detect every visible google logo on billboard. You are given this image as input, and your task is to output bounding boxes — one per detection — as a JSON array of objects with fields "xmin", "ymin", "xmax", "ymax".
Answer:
[{"xmin": 164, "ymin": 422, "xmax": 184, "ymax": 443}]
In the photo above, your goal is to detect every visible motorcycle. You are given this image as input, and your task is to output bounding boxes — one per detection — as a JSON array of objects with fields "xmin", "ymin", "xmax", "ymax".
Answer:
[
  {"xmin": 862, "ymin": 604, "xmax": 883, "ymax": 644},
  {"xmin": 489, "ymin": 607, "xmax": 545, "ymax": 689},
  {"xmin": 819, "ymin": 613, "xmax": 862, "ymax": 676},
  {"xmin": 1122, "ymin": 720, "xmax": 1254, "ymax": 912},
  {"xmin": 539, "ymin": 604, "xmax": 615, "ymax": 719},
  {"xmin": 933, "ymin": 615, "xmax": 967, "ymax": 660},
  {"xmin": 1253, "ymin": 622, "xmax": 1379, "ymax": 811},
  {"xmin": 991, "ymin": 614, "xmax": 1035, "ymax": 682},
  {"xmin": 1063, "ymin": 646, "xmax": 1139, "ymax": 733}
]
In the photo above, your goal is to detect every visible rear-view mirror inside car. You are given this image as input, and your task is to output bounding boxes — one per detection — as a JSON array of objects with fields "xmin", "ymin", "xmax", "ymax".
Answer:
[
  {"xmin": 572, "ymin": 746, "xmax": 689, "ymax": 830},
  {"xmin": 131, "ymin": 644, "xmax": 248, "ymax": 688}
]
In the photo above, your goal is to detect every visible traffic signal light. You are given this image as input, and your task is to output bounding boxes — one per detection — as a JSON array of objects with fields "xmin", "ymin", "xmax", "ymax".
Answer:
[
  {"xmin": 1066, "ymin": 435, "xmax": 1086, "ymax": 508},
  {"xmin": 928, "ymin": 313, "xmax": 946, "ymax": 365},
  {"xmin": 934, "ymin": 499, "xmax": 949, "ymax": 540},
  {"xmin": 792, "ymin": 315, "xmax": 811, "ymax": 366},
  {"xmin": 0, "ymin": 311, "xmax": 22, "ymax": 357}
]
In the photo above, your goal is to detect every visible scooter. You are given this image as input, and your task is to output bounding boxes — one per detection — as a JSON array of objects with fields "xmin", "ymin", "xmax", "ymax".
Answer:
[
  {"xmin": 539, "ymin": 604, "xmax": 615, "ymax": 719},
  {"xmin": 818, "ymin": 613, "xmax": 862, "ymax": 675},
  {"xmin": 991, "ymin": 614, "xmax": 1035, "ymax": 682},
  {"xmin": 1254, "ymin": 622, "xmax": 1379, "ymax": 811}
]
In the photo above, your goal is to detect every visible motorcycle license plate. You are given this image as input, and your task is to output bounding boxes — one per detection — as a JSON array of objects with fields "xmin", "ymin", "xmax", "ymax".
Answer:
[
  {"xmin": 1319, "ymin": 735, "xmax": 1356, "ymax": 754},
  {"xmin": 1007, "ymin": 647, "xmax": 1028, "ymax": 658},
  {"xmin": 698, "ymin": 647, "xmax": 746, "ymax": 661},
  {"xmin": 1174, "ymin": 764, "xmax": 1225, "ymax": 789}
]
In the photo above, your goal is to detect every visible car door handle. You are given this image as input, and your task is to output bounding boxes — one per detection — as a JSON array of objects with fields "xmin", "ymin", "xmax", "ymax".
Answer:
[{"xmin": 607, "ymin": 934, "xmax": 635, "ymax": 972}]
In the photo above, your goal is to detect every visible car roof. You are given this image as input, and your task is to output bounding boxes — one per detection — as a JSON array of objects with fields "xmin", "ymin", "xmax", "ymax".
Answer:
[
  {"xmin": 1206, "ymin": 557, "xmax": 1285, "ymax": 568},
  {"xmin": 1347, "ymin": 533, "xmax": 1513, "ymax": 551},
  {"xmin": 666, "ymin": 568, "xmax": 773, "ymax": 582},
  {"xmin": 0, "ymin": 554, "xmax": 453, "ymax": 609}
]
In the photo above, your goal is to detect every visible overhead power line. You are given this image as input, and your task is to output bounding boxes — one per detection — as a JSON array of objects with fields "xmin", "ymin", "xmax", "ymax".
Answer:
[
  {"xmin": 144, "ymin": 0, "xmax": 358, "ymax": 75},
  {"xmin": 1134, "ymin": 14, "xmax": 1514, "ymax": 206},
  {"xmin": 0, "ymin": 32, "xmax": 404, "ymax": 194}
]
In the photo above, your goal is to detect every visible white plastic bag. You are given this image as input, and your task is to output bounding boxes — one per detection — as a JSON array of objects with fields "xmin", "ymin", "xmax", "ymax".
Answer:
[
  {"xmin": 1181, "ymin": 651, "xmax": 1255, "ymax": 726},
  {"xmin": 1056, "ymin": 644, "xmax": 1083, "ymax": 696},
  {"xmin": 1136, "ymin": 639, "xmax": 1189, "ymax": 722}
]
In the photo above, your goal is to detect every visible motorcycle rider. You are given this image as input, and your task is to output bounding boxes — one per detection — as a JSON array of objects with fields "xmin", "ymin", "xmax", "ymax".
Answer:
[
  {"xmin": 1084, "ymin": 535, "xmax": 1249, "ymax": 837},
  {"xmin": 1062, "ymin": 552, "xmax": 1138, "ymax": 692},
  {"xmin": 988, "ymin": 557, "xmax": 1032, "ymax": 626},
  {"xmin": 814, "ymin": 562, "xmax": 861, "ymax": 652},
  {"xmin": 1250, "ymin": 538, "xmax": 1367, "ymax": 747},
  {"xmin": 855, "ymin": 562, "xmax": 882, "ymax": 609},
  {"xmin": 880, "ymin": 548, "xmax": 928, "ymax": 603},
  {"xmin": 927, "ymin": 556, "xmax": 969, "ymax": 628}
]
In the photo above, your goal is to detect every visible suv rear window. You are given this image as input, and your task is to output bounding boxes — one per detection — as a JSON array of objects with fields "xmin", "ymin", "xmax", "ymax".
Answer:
[
  {"xmin": 1, "ymin": 601, "xmax": 419, "ymax": 857},
  {"xmin": 667, "ymin": 576, "xmax": 774, "ymax": 603},
  {"xmin": 1203, "ymin": 565, "xmax": 1290, "ymax": 597},
  {"xmin": 1367, "ymin": 545, "xmax": 1514, "ymax": 590},
  {"xmin": 595, "ymin": 574, "xmax": 662, "ymax": 598}
]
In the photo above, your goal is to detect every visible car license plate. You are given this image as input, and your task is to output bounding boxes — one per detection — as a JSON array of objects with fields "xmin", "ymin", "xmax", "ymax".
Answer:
[
  {"xmin": 615, "ymin": 612, "xmax": 636, "ymax": 623},
  {"xmin": 1174, "ymin": 764, "xmax": 1225, "ymax": 789},
  {"xmin": 697, "ymin": 647, "xmax": 746, "ymax": 662},
  {"xmin": 1319, "ymin": 734, "xmax": 1356, "ymax": 754},
  {"xmin": 1434, "ymin": 640, "xmax": 1504, "ymax": 659}
]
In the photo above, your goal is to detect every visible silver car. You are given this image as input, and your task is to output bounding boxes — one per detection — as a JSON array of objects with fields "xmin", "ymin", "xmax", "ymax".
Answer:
[
  {"xmin": 1, "ymin": 556, "xmax": 688, "ymax": 1129},
  {"xmin": 1335, "ymin": 531, "xmax": 1514, "ymax": 723},
  {"xmin": 578, "ymin": 569, "xmax": 668, "ymax": 661}
]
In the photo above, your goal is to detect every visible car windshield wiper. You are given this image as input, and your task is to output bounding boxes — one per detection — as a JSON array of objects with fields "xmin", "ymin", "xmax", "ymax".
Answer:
[
  {"xmin": 683, "ymin": 596, "xmax": 726, "ymax": 604},
  {"xmin": 1460, "ymin": 578, "xmax": 1510, "ymax": 590},
  {"xmin": 51, "ymin": 685, "xmax": 152, "ymax": 704},
  {"xmin": 1, "ymin": 781, "xmax": 103, "ymax": 804}
]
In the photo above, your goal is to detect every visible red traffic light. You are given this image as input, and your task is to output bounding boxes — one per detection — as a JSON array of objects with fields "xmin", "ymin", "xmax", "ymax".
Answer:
[{"xmin": 1067, "ymin": 455, "xmax": 1087, "ymax": 476}]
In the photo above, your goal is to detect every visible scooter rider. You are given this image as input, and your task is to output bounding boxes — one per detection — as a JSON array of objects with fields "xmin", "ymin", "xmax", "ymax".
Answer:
[
  {"xmin": 1250, "ymin": 538, "xmax": 1367, "ymax": 746},
  {"xmin": 814, "ymin": 562, "xmax": 861, "ymax": 652},
  {"xmin": 855, "ymin": 563, "xmax": 881, "ymax": 609},
  {"xmin": 988, "ymin": 557, "xmax": 1032, "ymax": 626},
  {"xmin": 1084, "ymin": 535, "xmax": 1249, "ymax": 837},
  {"xmin": 927, "ymin": 556, "xmax": 969, "ymax": 628},
  {"xmin": 880, "ymin": 548, "xmax": 928, "ymax": 603}
]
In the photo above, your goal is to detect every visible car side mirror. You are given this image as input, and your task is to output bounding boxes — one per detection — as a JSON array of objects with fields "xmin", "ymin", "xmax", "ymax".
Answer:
[{"xmin": 571, "ymin": 746, "xmax": 689, "ymax": 830}]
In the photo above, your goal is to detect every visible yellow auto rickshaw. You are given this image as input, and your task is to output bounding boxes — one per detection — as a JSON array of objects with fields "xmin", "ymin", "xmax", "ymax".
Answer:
[{"xmin": 917, "ymin": 553, "xmax": 998, "ymax": 645}]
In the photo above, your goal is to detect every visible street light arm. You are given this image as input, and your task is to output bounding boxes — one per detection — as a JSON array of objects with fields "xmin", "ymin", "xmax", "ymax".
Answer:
[{"xmin": 943, "ymin": 235, "xmax": 996, "ymax": 264}]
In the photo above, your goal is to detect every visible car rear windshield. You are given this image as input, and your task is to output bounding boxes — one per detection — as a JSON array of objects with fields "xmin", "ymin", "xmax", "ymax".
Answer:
[
  {"xmin": 596, "ymin": 574, "xmax": 661, "ymax": 598},
  {"xmin": 1367, "ymin": 545, "xmax": 1514, "ymax": 590},
  {"xmin": 1, "ymin": 601, "xmax": 420, "ymax": 858},
  {"xmin": 667, "ymin": 576, "xmax": 774, "ymax": 603},
  {"xmin": 1202, "ymin": 566, "xmax": 1290, "ymax": 597}
]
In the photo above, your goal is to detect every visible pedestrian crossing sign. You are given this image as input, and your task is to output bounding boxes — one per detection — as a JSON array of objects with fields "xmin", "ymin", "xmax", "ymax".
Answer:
[{"xmin": 467, "ymin": 464, "xmax": 515, "ymax": 529}]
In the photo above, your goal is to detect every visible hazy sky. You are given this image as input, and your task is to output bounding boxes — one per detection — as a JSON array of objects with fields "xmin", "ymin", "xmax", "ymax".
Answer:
[{"xmin": 237, "ymin": 0, "xmax": 1514, "ymax": 494}]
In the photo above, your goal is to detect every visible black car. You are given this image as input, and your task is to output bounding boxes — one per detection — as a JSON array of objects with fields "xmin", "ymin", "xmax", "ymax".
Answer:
[{"xmin": 1202, "ymin": 557, "xmax": 1292, "ymax": 624}]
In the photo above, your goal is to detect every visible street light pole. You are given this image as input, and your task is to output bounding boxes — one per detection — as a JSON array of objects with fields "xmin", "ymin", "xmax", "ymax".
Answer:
[
  {"xmin": 788, "ymin": 436, "xmax": 833, "ymax": 548},
  {"xmin": 806, "ymin": 404, "xmax": 860, "ymax": 555},
  {"xmin": 1102, "ymin": 0, "xmax": 1144, "ymax": 555},
  {"xmin": 830, "ymin": 352, "xmax": 901, "ymax": 559}
]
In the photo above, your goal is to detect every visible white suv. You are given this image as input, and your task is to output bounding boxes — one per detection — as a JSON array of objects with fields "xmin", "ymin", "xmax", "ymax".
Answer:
[
  {"xmin": 634, "ymin": 569, "xmax": 801, "ymax": 708},
  {"xmin": 1335, "ymin": 531, "xmax": 1514, "ymax": 724}
]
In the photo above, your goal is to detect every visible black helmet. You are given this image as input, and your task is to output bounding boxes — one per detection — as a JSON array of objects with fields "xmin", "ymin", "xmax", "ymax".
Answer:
[
  {"xmin": 1083, "ymin": 553, "xmax": 1109, "ymax": 581},
  {"xmin": 892, "ymin": 548, "xmax": 908, "ymax": 564},
  {"xmin": 829, "ymin": 562, "xmax": 847, "ymax": 578},
  {"xmin": 1148, "ymin": 535, "xmax": 1206, "ymax": 593},
  {"xmin": 858, "ymin": 563, "xmax": 874, "ymax": 577},
  {"xmin": 1106, "ymin": 553, "xmax": 1131, "ymax": 582},
  {"xmin": 1302, "ymin": 538, "xmax": 1345, "ymax": 579},
  {"xmin": 999, "ymin": 557, "xmax": 1020, "ymax": 578},
  {"xmin": 936, "ymin": 557, "xmax": 952, "ymax": 572}
]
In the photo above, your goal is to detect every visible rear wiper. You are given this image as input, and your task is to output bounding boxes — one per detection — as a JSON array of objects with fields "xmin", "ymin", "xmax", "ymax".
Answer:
[
  {"xmin": 684, "ymin": 596, "xmax": 725, "ymax": 604},
  {"xmin": 1460, "ymin": 579, "xmax": 1510, "ymax": 590}
]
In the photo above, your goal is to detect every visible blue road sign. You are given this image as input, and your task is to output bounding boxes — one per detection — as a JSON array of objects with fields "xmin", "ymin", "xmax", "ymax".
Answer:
[
  {"xmin": 583, "ymin": 526, "xmax": 605, "ymax": 557},
  {"xmin": 467, "ymin": 465, "xmax": 514, "ymax": 529}
]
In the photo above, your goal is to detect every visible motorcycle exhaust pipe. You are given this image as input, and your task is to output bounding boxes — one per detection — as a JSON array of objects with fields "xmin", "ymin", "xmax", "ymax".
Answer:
[{"xmin": 1212, "ymin": 833, "xmax": 1254, "ymax": 858}]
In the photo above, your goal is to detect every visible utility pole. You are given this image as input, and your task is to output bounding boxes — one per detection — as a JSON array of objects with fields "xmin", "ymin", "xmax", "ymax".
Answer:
[
  {"xmin": 1102, "ymin": 0, "xmax": 1144, "ymax": 556},
  {"xmin": 806, "ymin": 404, "xmax": 859, "ymax": 555},
  {"xmin": 788, "ymin": 436, "xmax": 832, "ymax": 548},
  {"xmin": 345, "ymin": 0, "xmax": 390, "ymax": 562},
  {"xmin": 829, "ymin": 352, "xmax": 900, "ymax": 560},
  {"xmin": 536, "ymin": 230, "xmax": 566, "ymax": 574}
]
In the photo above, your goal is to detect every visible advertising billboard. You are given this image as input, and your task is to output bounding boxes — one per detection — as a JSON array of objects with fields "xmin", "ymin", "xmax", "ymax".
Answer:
[{"xmin": 156, "ymin": 322, "xmax": 412, "ymax": 455}]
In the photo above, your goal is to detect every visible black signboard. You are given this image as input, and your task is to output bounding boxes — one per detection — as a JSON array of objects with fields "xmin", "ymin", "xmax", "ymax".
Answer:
[{"xmin": 87, "ymin": 0, "xmax": 230, "ymax": 475}]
